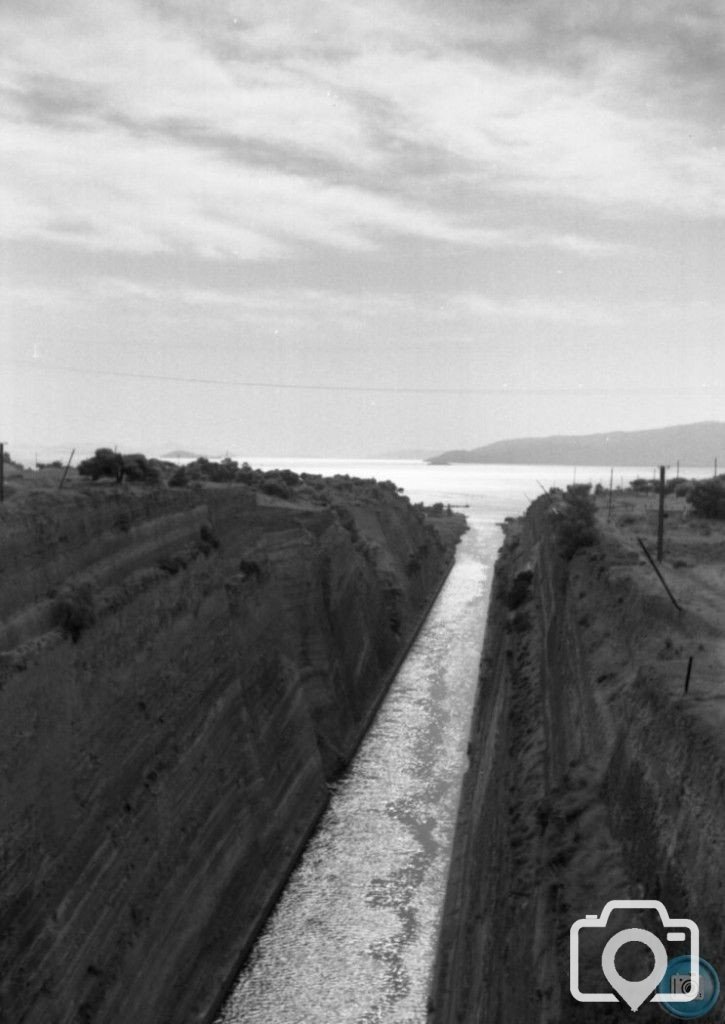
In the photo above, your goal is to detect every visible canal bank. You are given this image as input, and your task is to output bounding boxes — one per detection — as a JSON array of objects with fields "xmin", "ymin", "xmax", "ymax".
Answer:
[{"xmin": 429, "ymin": 488, "xmax": 725, "ymax": 1024}]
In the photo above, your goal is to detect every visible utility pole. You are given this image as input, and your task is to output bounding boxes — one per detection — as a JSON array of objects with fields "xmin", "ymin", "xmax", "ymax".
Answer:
[
  {"xmin": 657, "ymin": 465, "xmax": 666, "ymax": 562},
  {"xmin": 607, "ymin": 467, "xmax": 614, "ymax": 522}
]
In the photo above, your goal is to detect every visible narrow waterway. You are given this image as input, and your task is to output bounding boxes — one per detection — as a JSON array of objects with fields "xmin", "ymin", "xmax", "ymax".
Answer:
[
  {"xmin": 216, "ymin": 516, "xmax": 495, "ymax": 1023},
  {"xmin": 215, "ymin": 460, "xmax": 633, "ymax": 1024}
]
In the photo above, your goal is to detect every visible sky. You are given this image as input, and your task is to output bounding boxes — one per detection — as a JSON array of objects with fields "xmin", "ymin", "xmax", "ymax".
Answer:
[{"xmin": 2, "ymin": 0, "xmax": 724, "ymax": 461}]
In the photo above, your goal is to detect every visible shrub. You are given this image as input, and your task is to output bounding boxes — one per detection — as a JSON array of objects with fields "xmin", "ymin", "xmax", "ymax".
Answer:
[
  {"xmin": 687, "ymin": 478, "xmax": 725, "ymax": 519},
  {"xmin": 121, "ymin": 453, "xmax": 160, "ymax": 483},
  {"xmin": 260, "ymin": 476, "xmax": 290, "ymax": 500},
  {"xmin": 77, "ymin": 449, "xmax": 160, "ymax": 484},
  {"xmin": 78, "ymin": 448, "xmax": 124, "ymax": 482},
  {"xmin": 557, "ymin": 485, "xmax": 598, "ymax": 559},
  {"xmin": 158, "ymin": 554, "xmax": 187, "ymax": 574},
  {"xmin": 169, "ymin": 466, "xmax": 188, "ymax": 487},
  {"xmin": 236, "ymin": 462, "xmax": 255, "ymax": 485},
  {"xmin": 630, "ymin": 477, "xmax": 654, "ymax": 493},
  {"xmin": 198, "ymin": 523, "xmax": 220, "ymax": 554},
  {"xmin": 507, "ymin": 569, "xmax": 533, "ymax": 610},
  {"xmin": 51, "ymin": 583, "xmax": 96, "ymax": 642}
]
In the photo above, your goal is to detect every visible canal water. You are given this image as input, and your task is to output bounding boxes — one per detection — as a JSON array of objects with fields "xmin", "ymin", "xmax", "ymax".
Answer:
[{"xmin": 214, "ymin": 460, "xmax": 670, "ymax": 1024}]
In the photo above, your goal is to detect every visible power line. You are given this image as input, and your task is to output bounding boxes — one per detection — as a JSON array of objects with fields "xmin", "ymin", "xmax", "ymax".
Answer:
[
  {"xmin": 9, "ymin": 358, "xmax": 529, "ymax": 394},
  {"xmin": 7, "ymin": 358, "xmax": 724, "ymax": 397}
]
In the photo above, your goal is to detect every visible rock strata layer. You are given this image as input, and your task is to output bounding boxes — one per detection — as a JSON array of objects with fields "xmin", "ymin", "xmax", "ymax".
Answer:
[{"xmin": 0, "ymin": 479, "xmax": 464, "ymax": 1024}]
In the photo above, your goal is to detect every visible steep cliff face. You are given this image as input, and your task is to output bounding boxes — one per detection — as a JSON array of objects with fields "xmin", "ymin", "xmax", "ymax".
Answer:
[
  {"xmin": 430, "ymin": 493, "xmax": 725, "ymax": 1024},
  {"xmin": 0, "ymin": 479, "xmax": 464, "ymax": 1024}
]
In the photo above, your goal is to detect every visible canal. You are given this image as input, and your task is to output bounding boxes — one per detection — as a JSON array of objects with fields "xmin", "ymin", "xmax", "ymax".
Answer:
[{"xmin": 215, "ymin": 460, "xmax": 607, "ymax": 1024}]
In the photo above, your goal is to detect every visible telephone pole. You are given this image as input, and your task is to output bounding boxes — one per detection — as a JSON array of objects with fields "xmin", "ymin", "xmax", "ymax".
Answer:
[{"xmin": 657, "ymin": 465, "xmax": 666, "ymax": 562}]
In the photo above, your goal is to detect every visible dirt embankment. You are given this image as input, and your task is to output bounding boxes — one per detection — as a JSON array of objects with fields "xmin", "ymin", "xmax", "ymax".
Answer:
[
  {"xmin": 430, "ymin": 490, "xmax": 725, "ymax": 1024},
  {"xmin": 0, "ymin": 478, "xmax": 465, "ymax": 1024}
]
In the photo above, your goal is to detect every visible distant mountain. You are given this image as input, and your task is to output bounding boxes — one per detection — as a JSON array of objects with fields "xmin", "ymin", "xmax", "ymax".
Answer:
[
  {"xmin": 429, "ymin": 422, "xmax": 725, "ymax": 468},
  {"xmin": 161, "ymin": 449, "xmax": 202, "ymax": 459}
]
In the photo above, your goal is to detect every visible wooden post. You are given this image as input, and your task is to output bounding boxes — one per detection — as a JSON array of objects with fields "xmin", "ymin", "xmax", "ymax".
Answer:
[
  {"xmin": 657, "ymin": 465, "xmax": 666, "ymax": 562},
  {"xmin": 59, "ymin": 448, "xmax": 75, "ymax": 490},
  {"xmin": 684, "ymin": 656, "xmax": 693, "ymax": 695},
  {"xmin": 0, "ymin": 442, "xmax": 4, "ymax": 503},
  {"xmin": 607, "ymin": 467, "xmax": 614, "ymax": 522}
]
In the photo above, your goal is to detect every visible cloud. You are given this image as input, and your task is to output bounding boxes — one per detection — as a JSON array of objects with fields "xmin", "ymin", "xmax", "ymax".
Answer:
[
  {"xmin": 450, "ymin": 292, "xmax": 622, "ymax": 327},
  {"xmin": 1, "ymin": 0, "xmax": 723, "ymax": 275},
  {"xmin": 60, "ymin": 277, "xmax": 626, "ymax": 331}
]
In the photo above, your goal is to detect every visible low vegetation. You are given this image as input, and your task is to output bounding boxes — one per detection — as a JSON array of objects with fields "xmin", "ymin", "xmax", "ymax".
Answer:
[
  {"xmin": 687, "ymin": 476, "xmax": 725, "ymax": 519},
  {"xmin": 78, "ymin": 449, "xmax": 162, "ymax": 484},
  {"xmin": 556, "ymin": 483, "xmax": 598, "ymax": 560},
  {"xmin": 50, "ymin": 583, "xmax": 96, "ymax": 642}
]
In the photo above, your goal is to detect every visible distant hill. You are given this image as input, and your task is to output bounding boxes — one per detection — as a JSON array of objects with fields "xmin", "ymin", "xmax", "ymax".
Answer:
[
  {"xmin": 161, "ymin": 449, "xmax": 202, "ymax": 459},
  {"xmin": 429, "ymin": 422, "xmax": 725, "ymax": 468}
]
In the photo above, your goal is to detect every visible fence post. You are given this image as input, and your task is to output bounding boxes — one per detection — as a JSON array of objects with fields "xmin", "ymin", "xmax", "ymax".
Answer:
[
  {"xmin": 59, "ymin": 448, "xmax": 75, "ymax": 490},
  {"xmin": 657, "ymin": 465, "xmax": 665, "ymax": 562}
]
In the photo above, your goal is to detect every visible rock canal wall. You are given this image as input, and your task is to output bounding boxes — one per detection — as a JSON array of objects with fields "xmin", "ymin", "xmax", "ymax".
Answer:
[
  {"xmin": 430, "ymin": 493, "xmax": 725, "ymax": 1023},
  {"xmin": 0, "ymin": 480, "xmax": 464, "ymax": 1024}
]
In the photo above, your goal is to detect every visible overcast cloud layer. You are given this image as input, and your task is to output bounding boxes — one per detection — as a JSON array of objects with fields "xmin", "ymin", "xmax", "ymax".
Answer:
[{"xmin": 2, "ymin": 0, "xmax": 724, "ymax": 458}]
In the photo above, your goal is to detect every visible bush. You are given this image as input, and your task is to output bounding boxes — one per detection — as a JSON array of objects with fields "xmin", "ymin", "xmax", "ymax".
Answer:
[
  {"xmin": 507, "ymin": 568, "xmax": 533, "ymax": 610},
  {"xmin": 237, "ymin": 462, "xmax": 255, "ymax": 485},
  {"xmin": 260, "ymin": 475, "xmax": 290, "ymax": 500},
  {"xmin": 77, "ymin": 449, "xmax": 159, "ymax": 484},
  {"xmin": 630, "ymin": 477, "xmax": 654, "ymax": 493},
  {"xmin": 78, "ymin": 448, "xmax": 124, "ymax": 482},
  {"xmin": 51, "ymin": 583, "xmax": 96, "ymax": 642},
  {"xmin": 121, "ymin": 453, "xmax": 160, "ymax": 483},
  {"xmin": 169, "ymin": 466, "xmax": 188, "ymax": 487},
  {"xmin": 687, "ymin": 478, "xmax": 725, "ymax": 518},
  {"xmin": 198, "ymin": 522, "xmax": 220, "ymax": 554},
  {"xmin": 557, "ymin": 485, "xmax": 598, "ymax": 559}
]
